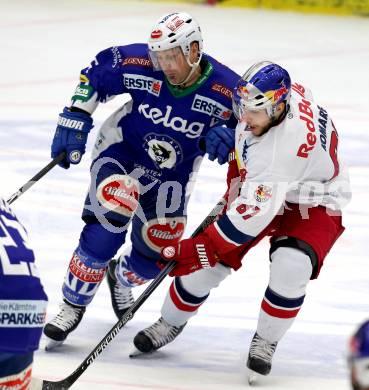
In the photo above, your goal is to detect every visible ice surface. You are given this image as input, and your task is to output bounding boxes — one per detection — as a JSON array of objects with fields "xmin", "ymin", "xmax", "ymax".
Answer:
[{"xmin": 1, "ymin": 1, "xmax": 369, "ymax": 388}]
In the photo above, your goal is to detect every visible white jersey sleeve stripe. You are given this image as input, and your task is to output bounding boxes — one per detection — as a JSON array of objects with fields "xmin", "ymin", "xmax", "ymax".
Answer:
[
  {"xmin": 213, "ymin": 221, "xmax": 242, "ymax": 246},
  {"xmin": 216, "ymin": 214, "xmax": 255, "ymax": 245}
]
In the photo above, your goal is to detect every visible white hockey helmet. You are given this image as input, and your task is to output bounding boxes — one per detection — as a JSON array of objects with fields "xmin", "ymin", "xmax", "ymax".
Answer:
[{"xmin": 148, "ymin": 12, "xmax": 203, "ymax": 71}]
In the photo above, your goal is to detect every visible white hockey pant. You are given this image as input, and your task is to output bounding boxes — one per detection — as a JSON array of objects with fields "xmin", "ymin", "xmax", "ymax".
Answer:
[
  {"xmin": 162, "ymin": 263, "xmax": 231, "ymax": 327},
  {"xmin": 257, "ymin": 246, "xmax": 313, "ymax": 342}
]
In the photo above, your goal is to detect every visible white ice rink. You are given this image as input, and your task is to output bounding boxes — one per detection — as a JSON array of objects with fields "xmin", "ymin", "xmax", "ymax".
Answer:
[{"xmin": 1, "ymin": 0, "xmax": 369, "ymax": 389}]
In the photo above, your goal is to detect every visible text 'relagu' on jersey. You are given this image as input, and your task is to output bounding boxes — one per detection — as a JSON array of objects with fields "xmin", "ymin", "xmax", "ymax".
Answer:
[
  {"xmin": 69, "ymin": 43, "xmax": 239, "ymax": 180},
  {"xmin": 0, "ymin": 199, "xmax": 48, "ymax": 353}
]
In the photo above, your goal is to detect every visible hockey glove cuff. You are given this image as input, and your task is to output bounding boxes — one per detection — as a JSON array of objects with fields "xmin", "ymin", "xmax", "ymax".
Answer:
[
  {"xmin": 159, "ymin": 233, "xmax": 218, "ymax": 277},
  {"xmin": 51, "ymin": 107, "xmax": 94, "ymax": 169},
  {"xmin": 205, "ymin": 126, "xmax": 235, "ymax": 165}
]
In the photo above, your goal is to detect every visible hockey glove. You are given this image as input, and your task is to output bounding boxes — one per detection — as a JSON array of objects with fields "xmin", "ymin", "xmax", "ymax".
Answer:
[
  {"xmin": 159, "ymin": 233, "xmax": 218, "ymax": 277},
  {"xmin": 51, "ymin": 107, "xmax": 93, "ymax": 169},
  {"xmin": 205, "ymin": 126, "xmax": 235, "ymax": 165}
]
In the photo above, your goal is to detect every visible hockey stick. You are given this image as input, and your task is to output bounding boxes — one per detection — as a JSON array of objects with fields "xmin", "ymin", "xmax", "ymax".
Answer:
[
  {"xmin": 7, "ymin": 152, "xmax": 66, "ymax": 205},
  {"xmin": 40, "ymin": 198, "xmax": 226, "ymax": 390}
]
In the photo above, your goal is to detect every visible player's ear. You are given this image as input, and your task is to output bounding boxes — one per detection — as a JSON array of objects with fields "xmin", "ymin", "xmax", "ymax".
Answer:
[
  {"xmin": 189, "ymin": 42, "xmax": 200, "ymax": 62},
  {"xmin": 276, "ymin": 102, "xmax": 285, "ymax": 115}
]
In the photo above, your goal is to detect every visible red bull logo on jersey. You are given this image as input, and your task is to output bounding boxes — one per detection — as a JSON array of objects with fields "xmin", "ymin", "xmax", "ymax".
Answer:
[
  {"xmin": 297, "ymin": 98, "xmax": 317, "ymax": 158},
  {"xmin": 254, "ymin": 185, "xmax": 272, "ymax": 203}
]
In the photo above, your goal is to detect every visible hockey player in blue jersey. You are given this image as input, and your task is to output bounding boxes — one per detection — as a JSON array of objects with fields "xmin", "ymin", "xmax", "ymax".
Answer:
[
  {"xmin": 43, "ymin": 12, "xmax": 240, "ymax": 349},
  {"xmin": 349, "ymin": 320, "xmax": 369, "ymax": 390},
  {"xmin": 0, "ymin": 198, "xmax": 48, "ymax": 389}
]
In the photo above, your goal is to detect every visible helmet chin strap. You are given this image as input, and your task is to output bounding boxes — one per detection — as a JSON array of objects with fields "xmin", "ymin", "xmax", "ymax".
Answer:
[
  {"xmin": 168, "ymin": 54, "xmax": 201, "ymax": 87},
  {"xmin": 268, "ymin": 102, "xmax": 289, "ymax": 127}
]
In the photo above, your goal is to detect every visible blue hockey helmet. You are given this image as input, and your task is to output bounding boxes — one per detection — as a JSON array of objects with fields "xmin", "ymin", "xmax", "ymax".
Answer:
[
  {"xmin": 233, "ymin": 61, "xmax": 291, "ymax": 119},
  {"xmin": 349, "ymin": 320, "xmax": 369, "ymax": 389}
]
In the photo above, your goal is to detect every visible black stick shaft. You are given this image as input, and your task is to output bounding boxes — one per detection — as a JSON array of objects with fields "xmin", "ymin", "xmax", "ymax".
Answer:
[
  {"xmin": 41, "ymin": 199, "xmax": 226, "ymax": 389},
  {"xmin": 7, "ymin": 152, "xmax": 66, "ymax": 205}
]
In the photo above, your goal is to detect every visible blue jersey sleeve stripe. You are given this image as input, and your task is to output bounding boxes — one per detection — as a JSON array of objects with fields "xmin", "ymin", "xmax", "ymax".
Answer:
[{"xmin": 216, "ymin": 214, "xmax": 254, "ymax": 245}]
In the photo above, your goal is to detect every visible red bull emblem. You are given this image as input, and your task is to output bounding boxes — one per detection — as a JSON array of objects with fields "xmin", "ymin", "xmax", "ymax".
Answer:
[
  {"xmin": 238, "ymin": 85, "xmax": 249, "ymax": 97},
  {"xmin": 254, "ymin": 184, "xmax": 272, "ymax": 203},
  {"xmin": 273, "ymin": 85, "xmax": 288, "ymax": 103},
  {"xmin": 151, "ymin": 30, "xmax": 162, "ymax": 39}
]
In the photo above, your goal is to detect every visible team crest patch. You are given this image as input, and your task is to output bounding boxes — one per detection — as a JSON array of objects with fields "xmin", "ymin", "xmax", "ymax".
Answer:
[
  {"xmin": 143, "ymin": 134, "xmax": 183, "ymax": 169},
  {"xmin": 254, "ymin": 185, "xmax": 272, "ymax": 203},
  {"xmin": 142, "ymin": 217, "xmax": 186, "ymax": 252}
]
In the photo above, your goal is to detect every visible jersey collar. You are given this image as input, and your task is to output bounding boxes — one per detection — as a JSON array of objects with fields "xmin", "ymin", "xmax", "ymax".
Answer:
[{"xmin": 165, "ymin": 60, "xmax": 213, "ymax": 98}]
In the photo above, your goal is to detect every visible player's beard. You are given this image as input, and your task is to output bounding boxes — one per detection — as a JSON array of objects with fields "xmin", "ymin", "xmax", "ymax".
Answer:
[{"xmin": 247, "ymin": 122, "xmax": 271, "ymax": 137}]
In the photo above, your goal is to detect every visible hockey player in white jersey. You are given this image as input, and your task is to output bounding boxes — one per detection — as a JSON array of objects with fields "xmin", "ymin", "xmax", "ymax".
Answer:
[{"xmin": 131, "ymin": 61, "xmax": 351, "ymax": 381}]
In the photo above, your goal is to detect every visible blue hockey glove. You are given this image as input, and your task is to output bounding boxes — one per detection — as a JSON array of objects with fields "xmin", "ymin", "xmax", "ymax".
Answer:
[
  {"xmin": 205, "ymin": 126, "xmax": 235, "ymax": 165},
  {"xmin": 51, "ymin": 107, "xmax": 93, "ymax": 169}
]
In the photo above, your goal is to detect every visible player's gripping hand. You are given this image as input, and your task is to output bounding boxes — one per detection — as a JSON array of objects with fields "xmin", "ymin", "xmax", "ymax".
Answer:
[
  {"xmin": 159, "ymin": 233, "xmax": 218, "ymax": 277},
  {"xmin": 221, "ymin": 150, "xmax": 243, "ymax": 214},
  {"xmin": 205, "ymin": 126, "xmax": 235, "ymax": 165},
  {"xmin": 51, "ymin": 107, "xmax": 93, "ymax": 169}
]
